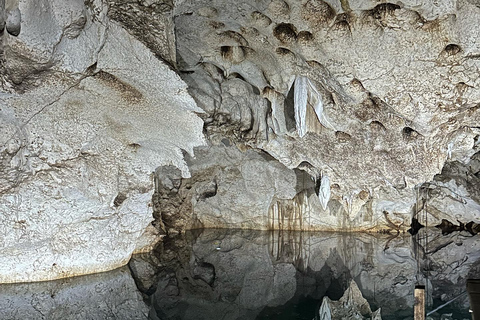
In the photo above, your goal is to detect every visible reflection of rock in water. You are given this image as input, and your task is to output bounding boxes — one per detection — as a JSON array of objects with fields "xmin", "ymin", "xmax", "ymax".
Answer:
[
  {"xmin": 134, "ymin": 229, "xmax": 480, "ymax": 320},
  {"xmin": 0, "ymin": 267, "xmax": 149, "ymax": 320},
  {"xmin": 317, "ymin": 280, "xmax": 382, "ymax": 320},
  {"xmin": 412, "ymin": 228, "xmax": 480, "ymax": 318}
]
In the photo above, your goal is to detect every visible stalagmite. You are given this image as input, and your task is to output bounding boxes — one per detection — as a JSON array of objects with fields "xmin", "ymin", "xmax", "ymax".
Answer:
[
  {"xmin": 372, "ymin": 309, "xmax": 383, "ymax": 320},
  {"xmin": 315, "ymin": 280, "xmax": 382, "ymax": 319}
]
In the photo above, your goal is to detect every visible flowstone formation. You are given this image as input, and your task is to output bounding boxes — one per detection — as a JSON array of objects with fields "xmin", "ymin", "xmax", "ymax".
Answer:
[{"xmin": 166, "ymin": 0, "xmax": 480, "ymax": 232}]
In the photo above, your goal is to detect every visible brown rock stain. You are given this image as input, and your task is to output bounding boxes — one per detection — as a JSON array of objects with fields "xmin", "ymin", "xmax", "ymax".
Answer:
[{"xmin": 95, "ymin": 71, "xmax": 143, "ymax": 103}]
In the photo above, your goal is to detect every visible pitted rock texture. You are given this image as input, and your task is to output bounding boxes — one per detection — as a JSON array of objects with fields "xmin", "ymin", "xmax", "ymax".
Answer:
[
  {"xmin": 0, "ymin": 0, "xmax": 205, "ymax": 283},
  {"xmin": 172, "ymin": 0, "xmax": 480, "ymax": 230}
]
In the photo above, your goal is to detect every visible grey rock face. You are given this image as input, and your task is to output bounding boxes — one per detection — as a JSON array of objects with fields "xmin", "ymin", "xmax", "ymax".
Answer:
[
  {"xmin": 106, "ymin": 0, "xmax": 176, "ymax": 65},
  {"xmin": 153, "ymin": 143, "xmax": 297, "ymax": 234},
  {"xmin": 415, "ymin": 152, "xmax": 480, "ymax": 228}
]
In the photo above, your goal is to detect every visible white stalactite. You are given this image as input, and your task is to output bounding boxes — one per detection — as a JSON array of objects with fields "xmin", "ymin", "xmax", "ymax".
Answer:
[
  {"xmin": 294, "ymin": 75, "xmax": 334, "ymax": 138},
  {"xmin": 319, "ymin": 174, "xmax": 331, "ymax": 210},
  {"xmin": 294, "ymin": 76, "xmax": 308, "ymax": 137}
]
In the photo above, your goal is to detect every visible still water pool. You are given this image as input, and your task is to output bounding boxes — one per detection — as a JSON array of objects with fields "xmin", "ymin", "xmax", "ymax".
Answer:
[{"xmin": 0, "ymin": 229, "xmax": 477, "ymax": 320}]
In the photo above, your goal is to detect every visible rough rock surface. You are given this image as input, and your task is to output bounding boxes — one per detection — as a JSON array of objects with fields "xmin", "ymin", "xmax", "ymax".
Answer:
[
  {"xmin": 153, "ymin": 142, "xmax": 297, "ymax": 233},
  {"xmin": 170, "ymin": 0, "xmax": 480, "ymax": 231},
  {"xmin": 0, "ymin": 0, "xmax": 204, "ymax": 283},
  {"xmin": 416, "ymin": 153, "xmax": 480, "ymax": 227},
  {"xmin": 318, "ymin": 279, "xmax": 382, "ymax": 320}
]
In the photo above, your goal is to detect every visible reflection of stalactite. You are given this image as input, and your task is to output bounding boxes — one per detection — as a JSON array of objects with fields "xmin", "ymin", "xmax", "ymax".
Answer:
[
  {"xmin": 268, "ymin": 230, "xmax": 315, "ymax": 271},
  {"xmin": 268, "ymin": 191, "xmax": 311, "ymax": 231}
]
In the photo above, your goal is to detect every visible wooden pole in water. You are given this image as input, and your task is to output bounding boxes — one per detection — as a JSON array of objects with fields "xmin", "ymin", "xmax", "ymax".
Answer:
[{"xmin": 415, "ymin": 286, "xmax": 425, "ymax": 320}]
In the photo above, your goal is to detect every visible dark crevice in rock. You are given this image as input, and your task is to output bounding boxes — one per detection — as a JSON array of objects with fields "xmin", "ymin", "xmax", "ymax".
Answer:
[
  {"xmin": 369, "ymin": 120, "xmax": 387, "ymax": 132},
  {"xmin": 113, "ymin": 193, "xmax": 127, "ymax": 207},
  {"xmin": 366, "ymin": 3, "xmax": 401, "ymax": 19},
  {"xmin": 407, "ymin": 218, "xmax": 424, "ymax": 236},
  {"xmin": 402, "ymin": 126, "xmax": 421, "ymax": 140},
  {"xmin": 284, "ymin": 81, "xmax": 296, "ymax": 132},
  {"xmin": 444, "ymin": 44, "xmax": 462, "ymax": 56},
  {"xmin": 273, "ymin": 23, "xmax": 298, "ymax": 43},
  {"xmin": 335, "ymin": 131, "xmax": 352, "ymax": 143},
  {"xmin": 227, "ymin": 71, "xmax": 245, "ymax": 81},
  {"xmin": 276, "ymin": 47, "xmax": 295, "ymax": 56}
]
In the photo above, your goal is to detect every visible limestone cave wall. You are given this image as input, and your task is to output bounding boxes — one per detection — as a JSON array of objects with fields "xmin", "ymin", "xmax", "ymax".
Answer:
[{"xmin": 0, "ymin": 0, "xmax": 480, "ymax": 282}]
